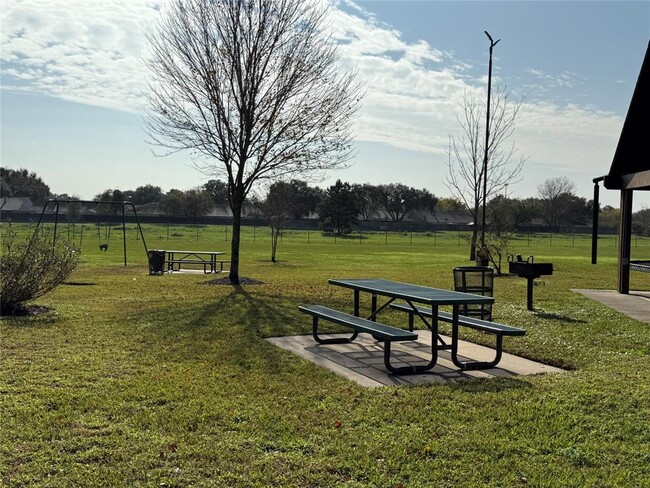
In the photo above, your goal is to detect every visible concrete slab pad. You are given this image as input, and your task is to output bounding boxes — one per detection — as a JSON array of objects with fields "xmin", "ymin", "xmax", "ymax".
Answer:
[
  {"xmin": 573, "ymin": 289, "xmax": 650, "ymax": 324},
  {"xmin": 266, "ymin": 331, "xmax": 563, "ymax": 388}
]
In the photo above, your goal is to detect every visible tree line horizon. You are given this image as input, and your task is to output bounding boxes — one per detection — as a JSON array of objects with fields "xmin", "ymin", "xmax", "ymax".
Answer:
[{"xmin": 3, "ymin": 167, "xmax": 650, "ymax": 237}]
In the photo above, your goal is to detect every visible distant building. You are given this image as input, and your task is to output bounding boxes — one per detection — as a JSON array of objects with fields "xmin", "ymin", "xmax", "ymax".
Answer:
[{"xmin": 0, "ymin": 197, "xmax": 37, "ymax": 213}]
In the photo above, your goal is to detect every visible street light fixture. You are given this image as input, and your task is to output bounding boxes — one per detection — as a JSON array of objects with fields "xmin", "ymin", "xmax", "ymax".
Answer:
[{"xmin": 480, "ymin": 30, "xmax": 501, "ymax": 256}]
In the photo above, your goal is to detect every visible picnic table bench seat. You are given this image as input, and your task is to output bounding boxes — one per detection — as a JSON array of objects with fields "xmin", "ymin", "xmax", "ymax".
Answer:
[
  {"xmin": 298, "ymin": 304, "xmax": 422, "ymax": 374},
  {"xmin": 630, "ymin": 260, "xmax": 650, "ymax": 273},
  {"xmin": 166, "ymin": 258, "xmax": 224, "ymax": 273},
  {"xmin": 390, "ymin": 302, "xmax": 525, "ymax": 336}
]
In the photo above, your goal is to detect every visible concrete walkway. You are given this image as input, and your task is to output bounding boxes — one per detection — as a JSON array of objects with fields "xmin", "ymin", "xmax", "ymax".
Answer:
[
  {"xmin": 573, "ymin": 289, "xmax": 650, "ymax": 324},
  {"xmin": 267, "ymin": 331, "xmax": 562, "ymax": 388}
]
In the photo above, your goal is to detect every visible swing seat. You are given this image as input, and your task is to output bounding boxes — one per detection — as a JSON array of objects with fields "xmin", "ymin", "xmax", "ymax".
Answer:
[{"xmin": 99, "ymin": 243, "xmax": 109, "ymax": 252}]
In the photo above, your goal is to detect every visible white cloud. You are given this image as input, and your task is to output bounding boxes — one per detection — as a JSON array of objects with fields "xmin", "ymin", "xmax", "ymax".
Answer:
[{"xmin": 1, "ymin": 0, "xmax": 159, "ymax": 112}]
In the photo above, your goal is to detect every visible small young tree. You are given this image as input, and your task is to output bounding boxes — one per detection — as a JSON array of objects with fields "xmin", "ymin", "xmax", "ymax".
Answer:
[
  {"xmin": 446, "ymin": 88, "xmax": 526, "ymax": 260},
  {"xmin": 483, "ymin": 231, "xmax": 512, "ymax": 276},
  {"xmin": 1, "ymin": 224, "xmax": 79, "ymax": 316},
  {"xmin": 257, "ymin": 181, "xmax": 296, "ymax": 262}
]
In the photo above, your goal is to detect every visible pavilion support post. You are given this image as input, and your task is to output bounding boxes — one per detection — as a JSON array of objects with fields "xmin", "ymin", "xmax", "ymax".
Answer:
[
  {"xmin": 618, "ymin": 189, "xmax": 633, "ymax": 294},
  {"xmin": 591, "ymin": 179, "xmax": 601, "ymax": 264}
]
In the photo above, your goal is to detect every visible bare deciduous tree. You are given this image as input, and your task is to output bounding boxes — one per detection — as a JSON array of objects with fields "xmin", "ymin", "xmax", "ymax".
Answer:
[
  {"xmin": 144, "ymin": 0, "xmax": 361, "ymax": 284},
  {"xmin": 537, "ymin": 176, "xmax": 577, "ymax": 228},
  {"xmin": 445, "ymin": 87, "xmax": 527, "ymax": 260}
]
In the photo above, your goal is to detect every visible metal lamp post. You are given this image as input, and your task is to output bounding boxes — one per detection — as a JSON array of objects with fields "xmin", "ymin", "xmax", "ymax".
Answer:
[{"xmin": 480, "ymin": 30, "xmax": 500, "ymax": 254}]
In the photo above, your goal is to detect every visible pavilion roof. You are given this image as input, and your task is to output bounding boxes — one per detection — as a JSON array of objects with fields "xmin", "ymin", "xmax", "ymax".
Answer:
[{"xmin": 604, "ymin": 41, "xmax": 650, "ymax": 191}]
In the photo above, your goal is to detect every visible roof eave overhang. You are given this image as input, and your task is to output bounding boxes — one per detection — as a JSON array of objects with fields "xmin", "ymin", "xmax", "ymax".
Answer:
[{"xmin": 604, "ymin": 169, "xmax": 650, "ymax": 190}]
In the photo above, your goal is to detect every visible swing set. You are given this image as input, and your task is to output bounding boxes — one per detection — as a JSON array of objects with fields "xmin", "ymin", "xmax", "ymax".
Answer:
[{"xmin": 33, "ymin": 199, "xmax": 149, "ymax": 266}]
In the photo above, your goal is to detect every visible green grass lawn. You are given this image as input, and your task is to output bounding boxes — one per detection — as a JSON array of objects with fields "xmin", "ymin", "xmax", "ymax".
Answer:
[{"xmin": 2, "ymin": 224, "xmax": 650, "ymax": 486}]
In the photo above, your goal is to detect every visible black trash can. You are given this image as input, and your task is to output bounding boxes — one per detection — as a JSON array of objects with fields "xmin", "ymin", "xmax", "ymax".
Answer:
[
  {"xmin": 453, "ymin": 266, "xmax": 494, "ymax": 320},
  {"xmin": 148, "ymin": 250, "xmax": 166, "ymax": 275}
]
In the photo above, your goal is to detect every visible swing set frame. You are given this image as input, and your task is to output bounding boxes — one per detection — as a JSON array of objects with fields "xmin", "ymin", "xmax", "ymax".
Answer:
[{"xmin": 33, "ymin": 199, "xmax": 149, "ymax": 267}]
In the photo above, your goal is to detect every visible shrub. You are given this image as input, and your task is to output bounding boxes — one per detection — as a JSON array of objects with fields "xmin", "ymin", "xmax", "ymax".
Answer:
[{"xmin": 1, "ymin": 224, "xmax": 80, "ymax": 315}]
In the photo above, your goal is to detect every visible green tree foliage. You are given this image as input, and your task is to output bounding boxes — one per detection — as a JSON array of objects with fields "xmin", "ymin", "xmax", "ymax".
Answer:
[
  {"xmin": 0, "ymin": 167, "xmax": 52, "ymax": 205},
  {"xmin": 184, "ymin": 188, "xmax": 214, "ymax": 219},
  {"xmin": 288, "ymin": 180, "xmax": 324, "ymax": 219},
  {"xmin": 131, "ymin": 185, "xmax": 164, "ymax": 205},
  {"xmin": 158, "ymin": 189, "xmax": 187, "ymax": 217},
  {"xmin": 204, "ymin": 180, "xmax": 229, "ymax": 205},
  {"xmin": 377, "ymin": 184, "xmax": 438, "ymax": 222},
  {"xmin": 317, "ymin": 180, "xmax": 360, "ymax": 235},
  {"xmin": 436, "ymin": 197, "xmax": 466, "ymax": 212},
  {"xmin": 632, "ymin": 208, "xmax": 650, "ymax": 236},
  {"xmin": 353, "ymin": 183, "xmax": 383, "ymax": 221},
  {"xmin": 557, "ymin": 194, "xmax": 591, "ymax": 226},
  {"xmin": 94, "ymin": 189, "xmax": 127, "ymax": 215},
  {"xmin": 599, "ymin": 205, "xmax": 620, "ymax": 230},
  {"xmin": 0, "ymin": 224, "xmax": 79, "ymax": 315},
  {"xmin": 486, "ymin": 195, "xmax": 516, "ymax": 236},
  {"xmin": 515, "ymin": 198, "xmax": 540, "ymax": 227},
  {"xmin": 537, "ymin": 176, "xmax": 578, "ymax": 228},
  {"xmin": 159, "ymin": 188, "xmax": 213, "ymax": 218}
]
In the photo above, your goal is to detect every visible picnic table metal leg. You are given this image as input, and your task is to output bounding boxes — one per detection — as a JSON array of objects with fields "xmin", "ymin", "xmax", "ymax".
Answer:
[
  {"xmin": 353, "ymin": 290, "xmax": 360, "ymax": 317},
  {"xmin": 450, "ymin": 305, "xmax": 504, "ymax": 370},
  {"xmin": 384, "ymin": 334, "xmax": 438, "ymax": 375},
  {"xmin": 432, "ymin": 304, "xmax": 448, "ymax": 349},
  {"xmin": 311, "ymin": 316, "xmax": 358, "ymax": 344}
]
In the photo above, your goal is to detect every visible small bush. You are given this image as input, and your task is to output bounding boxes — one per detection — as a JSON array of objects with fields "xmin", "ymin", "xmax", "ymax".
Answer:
[{"xmin": 1, "ymin": 224, "xmax": 80, "ymax": 315}]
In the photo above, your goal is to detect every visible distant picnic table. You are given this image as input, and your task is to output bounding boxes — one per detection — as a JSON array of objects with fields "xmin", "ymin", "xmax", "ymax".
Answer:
[{"xmin": 165, "ymin": 250, "xmax": 227, "ymax": 274}]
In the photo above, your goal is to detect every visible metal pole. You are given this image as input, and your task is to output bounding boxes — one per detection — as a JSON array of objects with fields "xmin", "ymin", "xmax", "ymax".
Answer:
[
  {"xmin": 591, "ymin": 178, "xmax": 602, "ymax": 264},
  {"xmin": 481, "ymin": 31, "xmax": 500, "ymax": 252},
  {"xmin": 122, "ymin": 204, "xmax": 127, "ymax": 266}
]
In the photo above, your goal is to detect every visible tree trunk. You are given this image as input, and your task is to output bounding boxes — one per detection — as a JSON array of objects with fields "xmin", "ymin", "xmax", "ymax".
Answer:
[
  {"xmin": 469, "ymin": 204, "xmax": 480, "ymax": 261},
  {"xmin": 271, "ymin": 227, "xmax": 278, "ymax": 263},
  {"xmin": 469, "ymin": 229, "xmax": 477, "ymax": 261},
  {"xmin": 229, "ymin": 200, "xmax": 242, "ymax": 285}
]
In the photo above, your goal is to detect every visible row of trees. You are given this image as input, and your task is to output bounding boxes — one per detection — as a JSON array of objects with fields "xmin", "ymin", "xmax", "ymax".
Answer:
[
  {"xmin": 4, "ymin": 165, "xmax": 647, "ymax": 234},
  {"xmin": 85, "ymin": 179, "xmax": 595, "ymax": 234},
  {"xmin": 1, "ymin": 168, "xmax": 52, "ymax": 205}
]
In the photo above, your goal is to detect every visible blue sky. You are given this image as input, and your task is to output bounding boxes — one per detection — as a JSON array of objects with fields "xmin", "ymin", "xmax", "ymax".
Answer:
[{"xmin": 1, "ymin": 0, "xmax": 649, "ymax": 210}]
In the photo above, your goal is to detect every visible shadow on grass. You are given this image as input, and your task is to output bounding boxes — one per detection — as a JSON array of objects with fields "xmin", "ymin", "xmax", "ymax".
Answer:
[
  {"xmin": 255, "ymin": 260, "xmax": 301, "ymax": 268},
  {"xmin": 128, "ymin": 287, "xmax": 309, "ymax": 373},
  {"xmin": 1, "ymin": 307, "xmax": 59, "ymax": 327},
  {"xmin": 449, "ymin": 376, "xmax": 534, "ymax": 393},
  {"xmin": 532, "ymin": 310, "xmax": 587, "ymax": 324}
]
